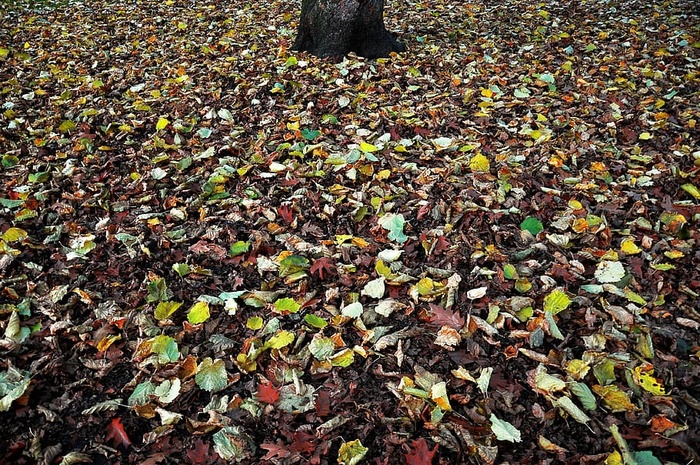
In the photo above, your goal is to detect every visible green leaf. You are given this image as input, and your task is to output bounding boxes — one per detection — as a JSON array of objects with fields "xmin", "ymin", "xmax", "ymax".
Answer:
[
  {"xmin": 195, "ymin": 357, "xmax": 228, "ymax": 392},
  {"xmin": 247, "ymin": 316, "xmax": 263, "ymax": 330},
  {"xmin": 304, "ymin": 314, "xmax": 327, "ymax": 329},
  {"xmin": 571, "ymin": 381, "xmax": 597, "ymax": 411},
  {"xmin": 520, "ymin": 217, "xmax": 543, "ymax": 235},
  {"xmin": 229, "ymin": 241, "xmax": 250, "ymax": 256},
  {"xmin": 490, "ymin": 414, "xmax": 522, "ymax": 442},
  {"xmin": 2, "ymin": 154, "xmax": 19, "ymax": 168},
  {"xmin": 284, "ymin": 56, "xmax": 298, "ymax": 67},
  {"xmin": 503, "ymin": 264, "xmax": 517, "ymax": 279},
  {"xmin": 681, "ymin": 183, "xmax": 700, "ymax": 200},
  {"xmin": 187, "ymin": 301, "xmax": 210, "ymax": 324},
  {"xmin": 543, "ymin": 289, "xmax": 571, "ymax": 315},
  {"xmin": 150, "ymin": 335, "xmax": 180, "ymax": 363},
  {"xmin": 0, "ymin": 198, "xmax": 24, "ymax": 208},
  {"xmin": 58, "ymin": 120, "xmax": 76, "ymax": 133},
  {"xmin": 378, "ymin": 213, "xmax": 408, "ymax": 244},
  {"xmin": 0, "ymin": 367, "xmax": 31, "ymax": 412},
  {"xmin": 28, "ymin": 171, "xmax": 50, "ymax": 183},
  {"xmin": 300, "ymin": 128, "xmax": 320, "ymax": 141},
  {"xmin": 337, "ymin": 439, "xmax": 368, "ymax": 465},
  {"xmin": 172, "ymin": 262, "xmax": 190, "ymax": 277},
  {"xmin": 632, "ymin": 451, "xmax": 663, "ymax": 465},
  {"xmin": 154, "ymin": 301, "xmax": 183, "ymax": 320},
  {"xmin": 128, "ymin": 381, "xmax": 156, "ymax": 406},
  {"xmin": 197, "ymin": 127, "xmax": 212, "ymax": 139},
  {"xmin": 212, "ymin": 428, "xmax": 246, "ymax": 461},
  {"xmin": 309, "ymin": 335, "xmax": 335, "ymax": 360},
  {"xmin": 147, "ymin": 277, "xmax": 170, "ymax": 303},
  {"xmin": 273, "ymin": 297, "xmax": 301, "ymax": 313}
]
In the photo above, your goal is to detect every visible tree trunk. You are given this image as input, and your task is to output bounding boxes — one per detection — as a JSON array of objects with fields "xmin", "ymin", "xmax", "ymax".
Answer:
[{"xmin": 292, "ymin": 0, "xmax": 405, "ymax": 59}]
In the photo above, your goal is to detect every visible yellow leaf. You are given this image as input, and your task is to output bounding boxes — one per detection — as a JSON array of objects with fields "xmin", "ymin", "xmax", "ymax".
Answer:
[
  {"xmin": 156, "ymin": 117, "xmax": 169, "ymax": 131},
  {"xmin": 469, "ymin": 153, "xmax": 490, "ymax": 172},
  {"xmin": 639, "ymin": 132, "xmax": 652, "ymax": 140},
  {"xmin": 604, "ymin": 451, "xmax": 624, "ymax": 465},
  {"xmin": 664, "ymin": 250, "xmax": 684, "ymax": 259},
  {"xmin": 592, "ymin": 384, "xmax": 635, "ymax": 412},
  {"xmin": 376, "ymin": 169, "xmax": 391, "ymax": 180},
  {"xmin": 632, "ymin": 365, "xmax": 666, "ymax": 395},
  {"xmin": 429, "ymin": 381, "xmax": 452, "ymax": 411},
  {"xmin": 96, "ymin": 334, "xmax": 122, "ymax": 353},
  {"xmin": 481, "ymin": 88, "xmax": 494, "ymax": 98},
  {"xmin": 620, "ymin": 238, "xmax": 641, "ymax": 254},
  {"xmin": 335, "ymin": 234, "xmax": 353, "ymax": 245},
  {"xmin": 360, "ymin": 140, "xmax": 379, "ymax": 153},
  {"xmin": 2, "ymin": 227, "xmax": 28, "ymax": 243},
  {"xmin": 350, "ymin": 237, "xmax": 370, "ymax": 248}
]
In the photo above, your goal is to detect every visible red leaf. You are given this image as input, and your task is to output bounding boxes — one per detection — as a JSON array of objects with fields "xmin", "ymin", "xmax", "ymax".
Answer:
[
  {"xmin": 428, "ymin": 304, "xmax": 465, "ymax": 330},
  {"xmin": 278, "ymin": 204, "xmax": 294, "ymax": 223},
  {"xmin": 186, "ymin": 439, "xmax": 213, "ymax": 465},
  {"xmin": 404, "ymin": 438, "xmax": 438, "ymax": 465},
  {"xmin": 260, "ymin": 441, "xmax": 292, "ymax": 460},
  {"xmin": 432, "ymin": 235, "xmax": 451, "ymax": 255},
  {"xmin": 314, "ymin": 389, "xmax": 331, "ymax": 418},
  {"xmin": 105, "ymin": 418, "xmax": 132, "ymax": 448},
  {"xmin": 290, "ymin": 431, "xmax": 317, "ymax": 454},
  {"xmin": 256, "ymin": 382, "xmax": 280, "ymax": 404},
  {"xmin": 310, "ymin": 257, "xmax": 336, "ymax": 280}
]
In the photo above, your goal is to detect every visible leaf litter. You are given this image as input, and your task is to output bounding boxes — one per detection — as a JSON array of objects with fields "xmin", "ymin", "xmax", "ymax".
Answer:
[{"xmin": 0, "ymin": 0, "xmax": 699, "ymax": 463}]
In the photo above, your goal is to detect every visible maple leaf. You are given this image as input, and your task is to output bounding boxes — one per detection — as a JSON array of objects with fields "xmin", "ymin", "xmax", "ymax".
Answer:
[
  {"xmin": 260, "ymin": 441, "xmax": 292, "ymax": 460},
  {"xmin": 186, "ymin": 439, "xmax": 213, "ymax": 465},
  {"xmin": 256, "ymin": 382, "xmax": 280, "ymax": 404},
  {"xmin": 278, "ymin": 204, "xmax": 294, "ymax": 223},
  {"xmin": 310, "ymin": 257, "xmax": 336, "ymax": 280},
  {"xmin": 105, "ymin": 417, "xmax": 132, "ymax": 448},
  {"xmin": 290, "ymin": 431, "xmax": 317, "ymax": 454},
  {"xmin": 428, "ymin": 304, "xmax": 465, "ymax": 330},
  {"xmin": 404, "ymin": 438, "xmax": 438, "ymax": 465}
]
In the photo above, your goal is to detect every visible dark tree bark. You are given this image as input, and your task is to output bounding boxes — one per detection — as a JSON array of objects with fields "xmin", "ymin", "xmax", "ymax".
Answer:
[{"xmin": 292, "ymin": 0, "xmax": 405, "ymax": 59}]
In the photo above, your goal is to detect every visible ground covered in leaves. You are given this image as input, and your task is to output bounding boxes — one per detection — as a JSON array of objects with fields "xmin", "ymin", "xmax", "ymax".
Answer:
[{"xmin": 1, "ymin": 0, "xmax": 699, "ymax": 463}]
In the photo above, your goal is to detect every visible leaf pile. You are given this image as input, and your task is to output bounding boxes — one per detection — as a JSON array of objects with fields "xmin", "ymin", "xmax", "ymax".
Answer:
[{"xmin": 1, "ymin": 0, "xmax": 699, "ymax": 463}]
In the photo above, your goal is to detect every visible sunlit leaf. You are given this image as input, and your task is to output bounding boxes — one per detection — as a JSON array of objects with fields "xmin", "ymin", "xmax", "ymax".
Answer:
[
  {"xmin": 543, "ymin": 289, "xmax": 571, "ymax": 315},
  {"xmin": 378, "ymin": 213, "xmax": 408, "ymax": 243},
  {"xmin": 469, "ymin": 153, "xmax": 490, "ymax": 172},
  {"xmin": 337, "ymin": 439, "xmax": 368, "ymax": 465},
  {"xmin": 595, "ymin": 260, "xmax": 626, "ymax": 283},
  {"xmin": 266, "ymin": 330, "xmax": 295, "ymax": 349},
  {"xmin": 341, "ymin": 302, "xmax": 363, "ymax": 318},
  {"xmin": 187, "ymin": 301, "xmax": 210, "ymax": 324},
  {"xmin": 156, "ymin": 117, "xmax": 169, "ymax": 131},
  {"xmin": 520, "ymin": 217, "xmax": 544, "ymax": 235},
  {"xmin": 195, "ymin": 358, "xmax": 228, "ymax": 392},
  {"xmin": 592, "ymin": 384, "xmax": 635, "ymax": 412},
  {"xmin": 154, "ymin": 301, "xmax": 183, "ymax": 320},
  {"xmin": 490, "ymin": 414, "xmax": 521, "ymax": 442}
]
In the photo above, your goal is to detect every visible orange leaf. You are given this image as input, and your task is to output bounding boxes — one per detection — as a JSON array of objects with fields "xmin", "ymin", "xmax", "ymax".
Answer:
[{"xmin": 256, "ymin": 382, "xmax": 280, "ymax": 404}]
